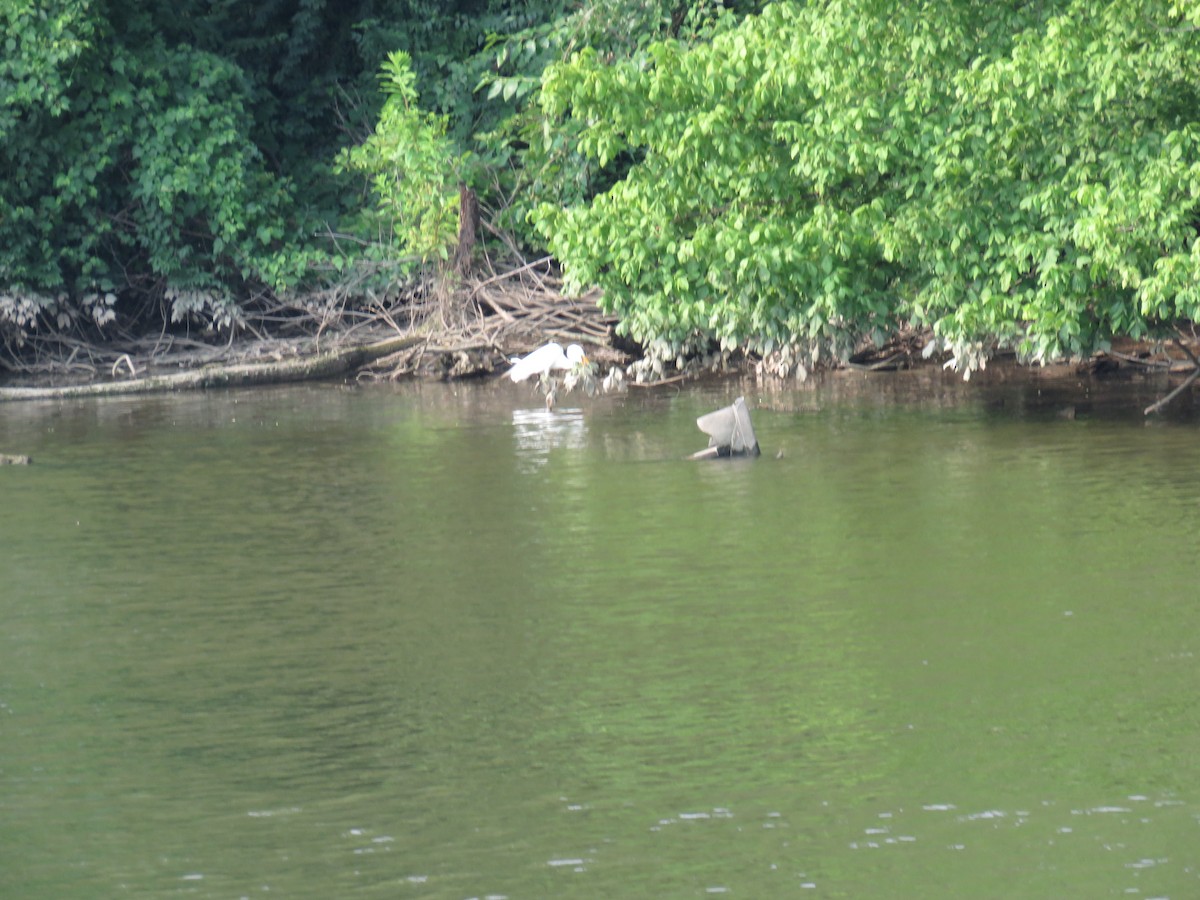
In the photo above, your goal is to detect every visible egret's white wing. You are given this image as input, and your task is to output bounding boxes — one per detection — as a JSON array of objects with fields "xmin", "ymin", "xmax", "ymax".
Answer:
[{"xmin": 508, "ymin": 342, "xmax": 567, "ymax": 382}]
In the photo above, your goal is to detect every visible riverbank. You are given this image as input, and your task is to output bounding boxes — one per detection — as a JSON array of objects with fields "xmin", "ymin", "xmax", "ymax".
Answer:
[
  {"xmin": 2, "ymin": 261, "xmax": 1198, "ymax": 416},
  {"xmin": 0, "ymin": 258, "xmax": 623, "ymax": 399}
]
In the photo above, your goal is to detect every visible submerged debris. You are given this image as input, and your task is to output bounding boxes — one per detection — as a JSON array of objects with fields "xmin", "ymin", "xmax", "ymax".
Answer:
[{"xmin": 691, "ymin": 396, "xmax": 760, "ymax": 459}]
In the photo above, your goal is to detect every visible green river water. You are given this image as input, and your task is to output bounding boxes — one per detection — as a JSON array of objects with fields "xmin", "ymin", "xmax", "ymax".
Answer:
[{"xmin": 2, "ymin": 368, "xmax": 1199, "ymax": 898}]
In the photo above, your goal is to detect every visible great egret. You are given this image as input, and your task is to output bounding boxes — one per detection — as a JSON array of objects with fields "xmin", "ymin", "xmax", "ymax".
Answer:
[
  {"xmin": 507, "ymin": 342, "xmax": 588, "ymax": 382},
  {"xmin": 508, "ymin": 342, "xmax": 593, "ymax": 411}
]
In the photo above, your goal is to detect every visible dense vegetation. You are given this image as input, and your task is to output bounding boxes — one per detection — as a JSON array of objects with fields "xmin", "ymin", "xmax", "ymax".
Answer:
[
  {"xmin": 3, "ymin": 0, "xmax": 1199, "ymax": 375},
  {"xmin": 0, "ymin": 0, "xmax": 744, "ymax": 346},
  {"xmin": 538, "ymin": 0, "xmax": 1200, "ymax": 373}
]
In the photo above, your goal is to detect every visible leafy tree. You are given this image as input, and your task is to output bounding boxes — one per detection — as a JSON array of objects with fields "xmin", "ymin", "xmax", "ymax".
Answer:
[
  {"xmin": 0, "ymin": 0, "xmax": 766, "ymax": 358},
  {"xmin": 330, "ymin": 1, "xmax": 762, "ymax": 271},
  {"xmin": 335, "ymin": 51, "xmax": 464, "ymax": 266},
  {"xmin": 0, "ymin": 0, "xmax": 528, "ymax": 349},
  {"xmin": 473, "ymin": 0, "xmax": 760, "ymax": 246},
  {"xmin": 534, "ymin": 0, "xmax": 1200, "ymax": 373},
  {"xmin": 0, "ymin": 0, "xmax": 315, "ymax": 345}
]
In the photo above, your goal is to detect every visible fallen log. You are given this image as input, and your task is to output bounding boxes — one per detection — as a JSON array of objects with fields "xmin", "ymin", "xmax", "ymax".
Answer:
[{"xmin": 0, "ymin": 334, "xmax": 423, "ymax": 402}]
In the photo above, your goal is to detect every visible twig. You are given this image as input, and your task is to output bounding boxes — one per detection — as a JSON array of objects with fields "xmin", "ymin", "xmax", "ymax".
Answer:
[
  {"xmin": 1145, "ymin": 366, "xmax": 1200, "ymax": 415},
  {"xmin": 1106, "ymin": 350, "xmax": 1173, "ymax": 369},
  {"xmin": 468, "ymin": 256, "xmax": 553, "ymax": 296},
  {"xmin": 629, "ymin": 373, "xmax": 691, "ymax": 388}
]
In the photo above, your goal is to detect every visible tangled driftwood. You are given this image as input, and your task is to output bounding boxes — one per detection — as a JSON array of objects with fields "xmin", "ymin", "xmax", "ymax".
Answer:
[
  {"xmin": 0, "ymin": 254, "xmax": 622, "ymax": 400},
  {"xmin": 356, "ymin": 255, "xmax": 622, "ymax": 381}
]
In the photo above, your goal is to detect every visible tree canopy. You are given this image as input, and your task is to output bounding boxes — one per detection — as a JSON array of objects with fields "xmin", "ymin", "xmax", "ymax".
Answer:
[
  {"xmin": 3, "ymin": 0, "xmax": 1199, "ymax": 375},
  {"xmin": 0, "ymin": 0, "xmax": 741, "ymax": 353},
  {"xmin": 535, "ymin": 0, "xmax": 1200, "ymax": 373}
]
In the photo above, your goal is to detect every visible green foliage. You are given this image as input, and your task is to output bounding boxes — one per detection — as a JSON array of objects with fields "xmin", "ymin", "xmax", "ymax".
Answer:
[
  {"xmin": 330, "ymin": 1, "xmax": 760, "ymax": 264},
  {"xmin": 12, "ymin": 0, "xmax": 1196, "ymax": 376},
  {"xmin": 0, "ymin": 0, "xmax": 512, "ymax": 344},
  {"xmin": 335, "ymin": 51, "xmax": 464, "ymax": 265},
  {"xmin": 0, "ymin": 0, "xmax": 767, "ymax": 350},
  {"xmin": 0, "ymin": 0, "xmax": 314, "ymax": 341},
  {"xmin": 472, "ymin": 0, "xmax": 758, "ymax": 246},
  {"xmin": 534, "ymin": 0, "xmax": 1200, "ymax": 370},
  {"xmin": 884, "ymin": 0, "xmax": 1200, "ymax": 366},
  {"xmin": 352, "ymin": 1, "xmax": 503, "ymax": 138},
  {"xmin": 0, "ymin": 0, "xmax": 95, "ymax": 132}
]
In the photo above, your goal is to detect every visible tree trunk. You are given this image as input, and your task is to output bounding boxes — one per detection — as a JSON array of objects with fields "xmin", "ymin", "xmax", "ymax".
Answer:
[
  {"xmin": 0, "ymin": 334, "xmax": 422, "ymax": 402},
  {"xmin": 452, "ymin": 183, "xmax": 479, "ymax": 275}
]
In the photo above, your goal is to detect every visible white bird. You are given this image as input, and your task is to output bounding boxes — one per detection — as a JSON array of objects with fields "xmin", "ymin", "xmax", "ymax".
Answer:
[{"xmin": 507, "ymin": 342, "xmax": 588, "ymax": 382}]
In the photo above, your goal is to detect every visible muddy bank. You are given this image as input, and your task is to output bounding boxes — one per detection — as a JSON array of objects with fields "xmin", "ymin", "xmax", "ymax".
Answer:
[{"xmin": 2, "ymin": 260, "xmax": 1198, "ymax": 417}]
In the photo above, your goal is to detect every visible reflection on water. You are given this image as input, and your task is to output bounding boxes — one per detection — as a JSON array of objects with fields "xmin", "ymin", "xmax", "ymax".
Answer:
[
  {"xmin": 3, "ymin": 372, "xmax": 1200, "ymax": 899},
  {"xmin": 511, "ymin": 405, "xmax": 587, "ymax": 468}
]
